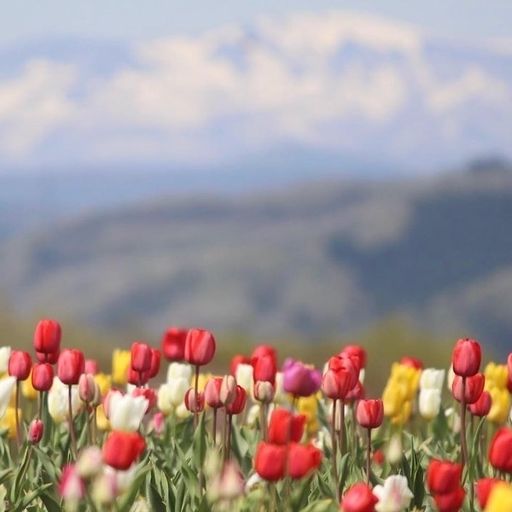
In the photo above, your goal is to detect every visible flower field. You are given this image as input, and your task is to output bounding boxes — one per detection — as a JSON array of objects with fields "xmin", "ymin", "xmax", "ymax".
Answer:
[{"xmin": 0, "ymin": 321, "xmax": 511, "ymax": 511}]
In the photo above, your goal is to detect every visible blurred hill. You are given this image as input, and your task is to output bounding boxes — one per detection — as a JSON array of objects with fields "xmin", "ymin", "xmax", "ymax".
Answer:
[{"xmin": 1, "ymin": 161, "xmax": 512, "ymax": 354}]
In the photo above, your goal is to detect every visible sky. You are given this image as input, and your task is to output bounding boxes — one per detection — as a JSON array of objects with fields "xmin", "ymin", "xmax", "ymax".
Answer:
[
  {"xmin": 2, "ymin": 1, "xmax": 512, "ymax": 45},
  {"xmin": 0, "ymin": 1, "xmax": 511, "ymax": 175}
]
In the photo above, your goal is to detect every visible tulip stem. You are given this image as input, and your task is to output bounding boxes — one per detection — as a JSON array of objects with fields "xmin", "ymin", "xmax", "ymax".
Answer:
[
  {"xmin": 212, "ymin": 408, "xmax": 217, "ymax": 444},
  {"xmin": 460, "ymin": 377, "xmax": 468, "ymax": 468},
  {"xmin": 15, "ymin": 380, "xmax": 21, "ymax": 447},
  {"xmin": 68, "ymin": 385, "xmax": 77, "ymax": 458},
  {"xmin": 366, "ymin": 428, "xmax": 371, "ymax": 484},
  {"xmin": 338, "ymin": 399, "xmax": 345, "ymax": 457},
  {"xmin": 225, "ymin": 414, "xmax": 232, "ymax": 462},
  {"xmin": 194, "ymin": 365, "xmax": 200, "ymax": 429},
  {"xmin": 259, "ymin": 403, "xmax": 267, "ymax": 441},
  {"xmin": 331, "ymin": 399, "xmax": 340, "ymax": 501}
]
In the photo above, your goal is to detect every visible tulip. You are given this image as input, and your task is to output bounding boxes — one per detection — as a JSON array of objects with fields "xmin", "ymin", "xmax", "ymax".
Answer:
[
  {"xmin": 76, "ymin": 446, "xmax": 103, "ymax": 479},
  {"xmin": 487, "ymin": 387, "xmax": 510, "ymax": 424},
  {"xmin": 484, "ymin": 362, "xmax": 508, "ymax": 389},
  {"xmin": 48, "ymin": 377, "xmax": 83, "ymax": 423},
  {"xmin": 34, "ymin": 319, "xmax": 61, "ymax": 356},
  {"xmin": 251, "ymin": 345, "xmax": 277, "ymax": 365},
  {"xmin": 452, "ymin": 374, "xmax": 485, "ymax": 404},
  {"xmin": 469, "ymin": 390, "xmax": 492, "ymax": 417},
  {"xmin": 322, "ymin": 367, "xmax": 356, "ymax": 401},
  {"xmin": 0, "ymin": 407, "xmax": 18, "ymax": 439},
  {"xmin": 254, "ymin": 442, "xmax": 287, "ymax": 481},
  {"xmin": 452, "ymin": 338, "xmax": 481, "ymax": 377},
  {"xmin": 253, "ymin": 380, "xmax": 274, "ymax": 403},
  {"xmin": 252, "ymin": 354, "xmax": 276, "ymax": 384},
  {"xmin": 386, "ymin": 433, "xmax": 403, "ymax": 465},
  {"xmin": 220, "ymin": 375, "xmax": 236, "ymax": 405},
  {"xmin": 127, "ymin": 367, "xmax": 149, "ymax": 387},
  {"xmin": 31, "ymin": 363, "xmax": 54, "ymax": 392},
  {"xmin": 0, "ymin": 376, "xmax": 15, "ymax": 420},
  {"xmin": 418, "ymin": 389, "xmax": 442, "ymax": 420},
  {"xmin": 111, "ymin": 350, "xmax": 131, "ymax": 385},
  {"xmin": 28, "ymin": 418, "xmax": 43, "ymax": 443},
  {"xmin": 342, "ymin": 344, "xmax": 367, "ymax": 369},
  {"xmin": 433, "ymin": 487, "xmax": 465, "ymax": 512},
  {"xmin": 147, "ymin": 349, "xmax": 161, "ymax": 379},
  {"xmin": 287, "ymin": 443, "xmax": 322, "ymax": 480},
  {"xmin": 59, "ymin": 465, "xmax": 85, "ymax": 507},
  {"xmin": 341, "ymin": 483, "xmax": 378, "ymax": 512},
  {"xmin": 0, "ymin": 347, "xmax": 11, "ymax": 374},
  {"xmin": 91, "ymin": 471, "xmax": 118, "ymax": 507},
  {"xmin": 184, "ymin": 328, "xmax": 216, "ymax": 367},
  {"xmin": 373, "ymin": 475, "xmax": 413, "ymax": 512},
  {"xmin": 204, "ymin": 377, "xmax": 223, "ymax": 408},
  {"xmin": 235, "ymin": 363, "xmax": 253, "ymax": 395},
  {"xmin": 36, "ymin": 350, "xmax": 59, "ymax": 364},
  {"xmin": 85, "ymin": 359, "xmax": 98, "ymax": 375},
  {"xmin": 476, "ymin": 478, "xmax": 501, "ymax": 509},
  {"xmin": 399, "ymin": 356, "xmax": 423, "ymax": 370},
  {"xmin": 161, "ymin": 327, "xmax": 188, "ymax": 362},
  {"xmin": 108, "ymin": 392, "xmax": 148, "ymax": 432},
  {"xmin": 282, "ymin": 358, "xmax": 321, "ymax": 397},
  {"xmin": 94, "ymin": 373, "xmax": 111, "ymax": 397},
  {"xmin": 488, "ymin": 427, "xmax": 512, "ymax": 473},
  {"xmin": 58, "ymin": 349, "xmax": 85, "ymax": 386},
  {"xmin": 79, "ymin": 373, "xmax": 99, "ymax": 404},
  {"xmin": 230, "ymin": 354, "xmax": 251, "ymax": 376},
  {"xmin": 356, "ymin": 399, "xmax": 384, "ymax": 430},
  {"xmin": 420, "ymin": 368, "xmax": 445, "ymax": 391},
  {"xmin": 102, "ymin": 431, "xmax": 145, "ymax": 470},
  {"xmin": 267, "ymin": 408, "xmax": 305, "ymax": 445},
  {"xmin": 225, "ymin": 385, "xmax": 246, "ymax": 415},
  {"xmin": 212, "ymin": 460, "xmax": 245, "ymax": 501},
  {"xmin": 426, "ymin": 459, "xmax": 462, "ymax": 495},
  {"xmin": 485, "ymin": 483, "xmax": 512, "ymax": 512},
  {"xmin": 167, "ymin": 361, "xmax": 192, "ymax": 381},
  {"xmin": 8, "ymin": 351, "xmax": 32, "ymax": 381},
  {"xmin": 130, "ymin": 341, "xmax": 151, "ymax": 386},
  {"xmin": 184, "ymin": 388, "xmax": 205, "ymax": 413},
  {"xmin": 157, "ymin": 380, "xmax": 189, "ymax": 414}
]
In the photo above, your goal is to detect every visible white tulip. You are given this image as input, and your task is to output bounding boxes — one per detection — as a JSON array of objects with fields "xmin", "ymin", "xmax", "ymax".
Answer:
[
  {"xmin": 0, "ymin": 377, "xmax": 15, "ymax": 419},
  {"xmin": 359, "ymin": 368, "xmax": 366, "ymax": 384},
  {"xmin": 387, "ymin": 433, "xmax": 403, "ymax": 465},
  {"xmin": 246, "ymin": 404, "xmax": 260, "ymax": 426},
  {"xmin": 419, "ymin": 389, "xmax": 442, "ymax": 420},
  {"xmin": 167, "ymin": 363, "xmax": 192, "ymax": 383},
  {"xmin": 48, "ymin": 378, "xmax": 82, "ymax": 423},
  {"xmin": 157, "ymin": 379, "xmax": 189, "ymax": 413},
  {"xmin": 420, "ymin": 369, "xmax": 445, "ymax": 391},
  {"xmin": 235, "ymin": 364, "xmax": 253, "ymax": 395},
  {"xmin": 445, "ymin": 407, "xmax": 461, "ymax": 434},
  {"xmin": 109, "ymin": 393, "xmax": 148, "ymax": 432},
  {"xmin": 374, "ymin": 475, "xmax": 413, "ymax": 512},
  {"xmin": 175, "ymin": 403, "xmax": 191, "ymax": 419},
  {"xmin": 0, "ymin": 347, "xmax": 11, "ymax": 374},
  {"xmin": 273, "ymin": 372, "xmax": 288, "ymax": 404},
  {"xmin": 447, "ymin": 365, "xmax": 455, "ymax": 391}
]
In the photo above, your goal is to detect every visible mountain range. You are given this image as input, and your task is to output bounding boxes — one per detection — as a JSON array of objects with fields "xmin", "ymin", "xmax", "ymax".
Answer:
[{"xmin": 1, "ymin": 161, "xmax": 512, "ymax": 354}]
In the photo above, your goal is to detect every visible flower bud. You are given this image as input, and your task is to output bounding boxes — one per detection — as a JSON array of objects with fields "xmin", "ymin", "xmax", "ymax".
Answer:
[
  {"xmin": 356, "ymin": 399, "xmax": 384, "ymax": 429},
  {"xmin": 204, "ymin": 377, "xmax": 222, "ymax": 408},
  {"xmin": 451, "ymin": 373, "xmax": 485, "ymax": 404},
  {"xmin": 147, "ymin": 349, "xmax": 161, "ymax": 379},
  {"xmin": 341, "ymin": 483, "xmax": 378, "ymax": 512},
  {"xmin": 452, "ymin": 338, "xmax": 481, "ymax": 377},
  {"xmin": 130, "ymin": 342, "xmax": 152, "ymax": 373},
  {"xmin": 8, "ymin": 351, "xmax": 32, "ymax": 381},
  {"xmin": 184, "ymin": 388, "xmax": 205, "ymax": 413},
  {"xmin": 235, "ymin": 364, "xmax": 253, "ymax": 394},
  {"xmin": 225, "ymin": 385, "xmax": 247, "ymax": 415},
  {"xmin": 34, "ymin": 319, "xmax": 61, "ymax": 355},
  {"xmin": 253, "ymin": 381, "xmax": 275, "ymax": 403},
  {"xmin": 85, "ymin": 359, "xmax": 98, "ymax": 375},
  {"xmin": 184, "ymin": 329, "xmax": 216, "ymax": 366},
  {"xmin": 220, "ymin": 375, "xmax": 236, "ymax": 405},
  {"xmin": 102, "ymin": 431, "xmax": 146, "ymax": 470},
  {"xmin": 161, "ymin": 327, "xmax": 188, "ymax": 362},
  {"xmin": 419, "ymin": 389, "xmax": 442, "ymax": 420},
  {"xmin": 469, "ymin": 390, "xmax": 492, "ymax": 417},
  {"xmin": 58, "ymin": 349, "xmax": 85, "ymax": 385},
  {"xmin": 28, "ymin": 418, "xmax": 43, "ymax": 443},
  {"xmin": 59, "ymin": 465, "xmax": 85, "ymax": 504},
  {"xmin": 79, "ymin": 373, "xmax": 99, "ymax": 404},
  {"xmin": 31, "ymin": 362, "xmax": 54, "ymax": 391}
]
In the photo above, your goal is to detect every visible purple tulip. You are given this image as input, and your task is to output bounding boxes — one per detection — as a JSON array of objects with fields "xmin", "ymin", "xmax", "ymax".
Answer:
[{"xmin": 282, "ymin": 358, "xmax": 322, "ymax": 397}]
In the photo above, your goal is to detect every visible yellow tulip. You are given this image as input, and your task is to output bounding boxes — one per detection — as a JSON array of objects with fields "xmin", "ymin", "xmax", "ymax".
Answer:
[
  {"xmin": 111, "ymin": 350, "xmax": 131, "ymax": 386},
  {"xmin": 197, "ymin": 373, "xmax": 212, "ymax": 392},
  {"xmin": 0, "ymin": 407, "xmax": 18, "ymax": 439},
  {"xmin": 391, "ymin": 400, "xmax": 412, "ymax": 426},
  {"xmin": 485, "ymin": 483, "xmax": 512, "ymax": 512},
  {"xmin": 94, "ymin": 373, "xmax": 112, "ymax": 397},
  {"xmin": 95, "ymin": 404, "xmax": 110, "ymax": 431},
  {"xmin": 485, "ymin": 363, "xmax": 509, "ymax": 390},
  {"xmin": 487, "ymin": 387, "xmax": 511, "ymax": 424},
  {"xmin": 297, "ymin": 395, "xmax": 319, "ymax": 436},
  {"xmin": 383, "ymin": 383, "xmax": 406, "ymax": 418},
  {"xmin": 21, "ymin": 372, "xmax": 38, "ymax": 401}
]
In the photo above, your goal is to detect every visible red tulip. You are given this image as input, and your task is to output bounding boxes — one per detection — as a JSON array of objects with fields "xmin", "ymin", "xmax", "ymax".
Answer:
[
  {"xmin": 469, "ymin": 390, "xmax": 492, "ymax": 417},
  {"xmin": 251, "ymin": 345, "xmax": 277, "ymax": 365},
  {"xmin": 36, "ymin": 350, "xmax": 59, "ymax": 365},
  {"xmin": 8, "ymin": 351, "xmax": 32, "ymax": 381},
  {"xmin": 426, "ymin": 459, "xmax": 462, "ymax": 494},
  {"xmin": 204, "ymin": 377, "xmax": 223, "ymax": 408},
  {"xmin": 102, "ymin": 431, "xmax": 145, "ymax": 470},
  {"xmin": 252, "ymin": 354, "xmax": 277, "ymax": 384},
  {"xmin": 488, "ymin": 427, "xmax": 512, "ymax": 473},
  {"xmin": 32, "ymin": 362, "xmax": 54, "ymax": 391},
  {"xmin": 34, "ymin": 319, "xmax": 61, "ymax": 355},
  {"xmin": 452, "ymin": 338, "xmax": 481, "ymax": 377},
  {"xmin": 230, "ymin": 355, "xmax": 251, "ymax": 376},
  {"xmin": 28, "ymin": 419, "xmax": 44, "ymax": 444},
  {"xmin": 328, "ymin": 355, "xmax": 358, "ymax": 390},
  {"xmin": 322, "ymin": 368, "xmax": 354, "ymax": 400},
  {"xmin": 84, "ymin": 359, "xmax": 98, "ymax": 375},
  {"xmin": 356, "ymin": 399, "xmax": 383, "ymax": 429},
  {"xmin": 341, "ymin": 344, "xmax": 367, "ymax": 369},
  {"xmin": 147, "ymin": 349, "xmax": 161, "ymax": 379},
  {"xmin": 433, "ymin": 487, "xmax": 465, "ymax": 512},
  {"xmin": 476, "ymin": 478, "xmax": 501, "ymax": 509},
  {"xmin": 184, "ymin": 329, "xmax": 216, "ymax": 366},
  {"xmin": 267, "ymin": 408, "xmax": 306, "ymax": 445},
  {"xmin": 184, "ymin": 388, "xmax": 205, "ymax": 413},
  {"xmin": 341, "ymin": 483, "xmax": 378, "ymax": 512},
  {"xmin": 346, "ymin": 381, "xmax": 365, "ymax": 402},
  {"xmin": 131, "ymin": 387, "xmax": 157, "ymax": 412},
  {"xmin": 130, "ymin": 341, "xmax": 151, "ymax": 373},
  {"xmin": 57, "ymin": 349, "xmax": 85, "ymax": 385},
  {"xmin": 225, "ymin": 385, "xmax": 247, "ymax": 415},
  {"xmin": 288, "ymin": 443, "xmax": 322, "ymax": 479},
  {"xmin": 451, "ymin": 374, "xmax": 485, "ymax": 404},
  {"xmin": 127, "ymin": 367, "xmax": 148, "ymax": 386},
  {"xmin": 399, "ymin": 356, "xmax": 423, "ymax": 370},
  {"xmin": 161, "ymin": 327, "xmax": 188, "ymax": 362},
  {"xmin": 79, "ymin": 374, "xmax": 98, "ymax": 404},
  {"xmin": 254, "ymin": 442, "xmax": 287, "ymax": 481}
]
